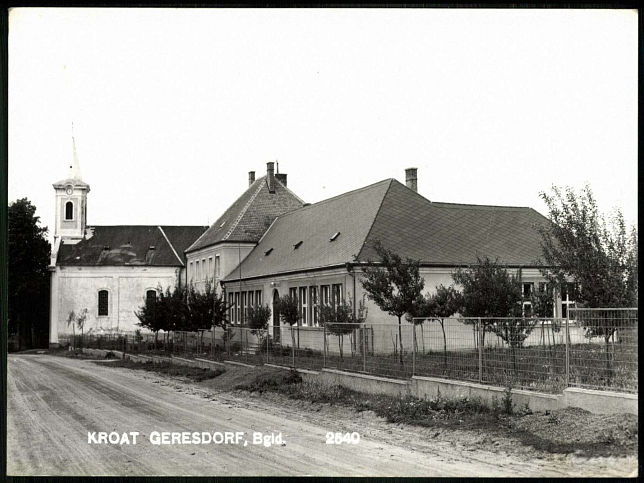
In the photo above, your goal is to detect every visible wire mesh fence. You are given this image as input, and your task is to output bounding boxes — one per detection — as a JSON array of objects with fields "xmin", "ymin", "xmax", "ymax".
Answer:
[{"xmin": 60, "ymin": 308, "xmax": 637, "ymax": 395}]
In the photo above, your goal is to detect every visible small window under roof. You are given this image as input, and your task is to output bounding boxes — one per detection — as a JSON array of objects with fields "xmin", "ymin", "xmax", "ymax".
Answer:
[
  {"xmin": 264, "ymin": 248, "xmax": 273, "ymax": 256},
  {"xmin": 330, "ymin": 232, "xmax": 341, "ymax": 241},
  {"xmin": 293, "ymin": 241, "xmax": 303, "ymax": 249}
]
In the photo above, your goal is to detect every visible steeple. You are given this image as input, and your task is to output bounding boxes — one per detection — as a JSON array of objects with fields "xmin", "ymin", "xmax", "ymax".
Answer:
[{"xmin": 68, "ymin": 128, "xmax": 82, "ymax": 180}]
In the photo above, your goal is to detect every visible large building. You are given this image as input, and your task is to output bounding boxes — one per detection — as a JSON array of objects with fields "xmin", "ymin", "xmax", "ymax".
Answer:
[{"xmin": 49, "ymin": 148, "xmax": 569, "ymax": 347}]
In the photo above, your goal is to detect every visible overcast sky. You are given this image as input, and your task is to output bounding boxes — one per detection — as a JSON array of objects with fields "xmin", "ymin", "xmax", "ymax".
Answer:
[{"xmin": 9, "ymin": 8, "xmax": 638, "ymax": 244}]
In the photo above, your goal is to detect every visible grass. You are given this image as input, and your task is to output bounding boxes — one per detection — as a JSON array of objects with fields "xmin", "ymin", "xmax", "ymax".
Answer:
[
  {"xmin": 236, "ymin": 369, "xmax": 638, "ymax": 457},
  {"xmin": 102, "ymin": 358, "xmax": 226, "ymax": 382}
]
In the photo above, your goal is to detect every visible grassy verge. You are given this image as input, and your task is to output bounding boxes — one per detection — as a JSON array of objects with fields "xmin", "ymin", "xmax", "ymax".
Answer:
[
  {"xmin": 99, "ymin": 358, "xmax": 225, "ymax": 382},
  {"xmin": 236, "ymin": 369, "xmax": 638, "ymax": 457}
]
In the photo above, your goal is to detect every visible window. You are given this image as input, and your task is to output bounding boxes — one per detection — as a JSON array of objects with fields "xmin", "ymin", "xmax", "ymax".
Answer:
[
  {"xmin": 310, "ymin": 286, "xmax": 318, "ymax": 326},
  {"xmin": 255, "ymin": 290, "xmax": 262, "ymax": 306},
  {"xmin": 289, "ymin": 287, "xmax": 297, "ymax": 300},
  {"xmin": 98, "ymin": 290, "xmax": 109, "ymax": 316},
  {"xmin": 332, "ymin": 284, "xmax": 343, "ymax": 308},
  {"xmin": 561, "ymin": 282, "xmax": 577, "ymax": 318},
  {"xmin": 215, "ymin": 255, "xmax": 221, "ymax": 278},
  {"xmin": 320, "ymin": 285, "xmax": 330, "ymax": 307},
  {"xmin": 330, "ymin": 232, "xmax": 340, "ymax": 241},
  {"xmin": 241, "ymin": 292, "xmax": 247, "ymax": 322},
  {"xmin": 248, "ymin": 291, "xmax": 254, "ymax": 308},
  {"xmin": 234, "ymin": 292, "xmax": 240, "ymax": 324},
  {"xmin": 65, "ymin": 201, "xmax": 74, "ymax": 220},
  {"xmin": 195, "ymin": 261, "xmax": 200, "ymax": 281},
  {"xmin": 299, "ymin": 287, "xmax": 308, "ymax": 325},
  {"xmin": 202, "ymin": 259, "xmax": 206, "ymax": 280},
  {"xmin": 523, "ymin": 283, "xmax": 534, "ymax": 298},
  {"xmin": 228, "ymin": 293, "xmax": 235, "ymax": 324},
  {"xmin": 146, "ymin": 289, "xmax": 157, "ymax": 305},
  {"xmin": 189, "ymin": 262, "xmax": 194, "ymax": 282},
  {"xmin": 208, "ymin": 257, "xmax": 213, "ymax": 279}
]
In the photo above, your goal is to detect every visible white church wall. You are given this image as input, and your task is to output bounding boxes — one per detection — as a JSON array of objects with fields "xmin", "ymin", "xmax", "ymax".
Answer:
[{"xmin": 51, "ymin": 265, "xmax": 181, "ymax": 342}]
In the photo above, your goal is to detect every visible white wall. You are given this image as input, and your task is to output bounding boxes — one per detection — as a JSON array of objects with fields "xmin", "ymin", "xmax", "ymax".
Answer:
[
  {"xmin": 186, "ymin": 242, "xmax": 255, "ymax": 293},
  {"xmin": 50, "ymin": 265, "xmax": 182, "ymax": 344}
]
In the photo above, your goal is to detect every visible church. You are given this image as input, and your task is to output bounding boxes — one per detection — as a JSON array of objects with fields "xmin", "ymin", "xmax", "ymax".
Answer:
[{"xmin": 49, "ymin": 145, "xmax": 568, "ymax": 348}]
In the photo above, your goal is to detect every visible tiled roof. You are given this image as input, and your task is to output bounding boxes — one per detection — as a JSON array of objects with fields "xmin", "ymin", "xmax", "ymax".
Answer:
[
  {"xmin": 56, "ymin": 225, "xmax": 208, "ymax": 267},
  {"xmin": 223, "ymin": 179, "xmax": 551, "ymax": 282},
  {"xmin": 186, "ymin": 175, "xmax": 304, "ymax": 253}
]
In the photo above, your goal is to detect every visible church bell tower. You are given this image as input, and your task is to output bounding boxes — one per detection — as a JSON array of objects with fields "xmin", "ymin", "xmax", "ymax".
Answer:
[{"xmin": 52, "ymin": 134, "xmax": 90, "ymax": 263}]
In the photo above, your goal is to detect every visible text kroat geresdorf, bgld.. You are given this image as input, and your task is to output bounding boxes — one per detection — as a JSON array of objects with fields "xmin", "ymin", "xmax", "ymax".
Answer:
[{"xmin": 88, "ymin": 431, "xmax": 285, "ymax": 447}]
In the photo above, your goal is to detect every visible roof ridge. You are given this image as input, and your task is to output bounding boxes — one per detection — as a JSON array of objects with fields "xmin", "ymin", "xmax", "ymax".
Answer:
[
  {"xmin": 157, "ymin": 226, "xmax": 184, "ymax": 266},
  {"xmin": 222, "ymin": 178, "xmax": 266, "ymax": 240},
  {"xmin": 431, "ymin": 201, "xmax": 532, "ymax": 210},
  {"xmin": 356, "ymin": 179, "xmax": 394, "ymax": 260},
  {"xmin": 89, "ymin": 224, "xmax": 207, "ymax": 228},
  {"xmin": 274, "ymin": 177, "xmax": 305, "ymax": 204},
  {"xmin": 272, "ymin": 178, "xmax": 394, "ymax": 220}
]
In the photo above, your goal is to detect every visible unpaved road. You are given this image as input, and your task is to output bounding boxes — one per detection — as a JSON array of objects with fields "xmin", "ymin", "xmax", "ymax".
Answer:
[{"xmin": 7, "ymin": 354, "xmax": 637, "ymax": 477}]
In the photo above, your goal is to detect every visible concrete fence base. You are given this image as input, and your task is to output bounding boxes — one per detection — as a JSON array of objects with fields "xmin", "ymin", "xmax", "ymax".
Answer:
[{"xmin": 79, "ymin": 348, "xmax": 637, "ymax": 415}]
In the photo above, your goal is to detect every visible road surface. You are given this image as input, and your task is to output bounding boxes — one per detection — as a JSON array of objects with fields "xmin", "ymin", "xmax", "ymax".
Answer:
[{"xmin": 6, "ymin": 354, "xmax": 636, "ymax": 477}]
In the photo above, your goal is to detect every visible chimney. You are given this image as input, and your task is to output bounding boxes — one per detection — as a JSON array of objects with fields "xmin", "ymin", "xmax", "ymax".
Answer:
[
  {"xmin": 275, "ymin": 173, "xmax": 287, "ymax": 187},
  {"xmin": 266, "ymin": 162, "xmax": 275, "ymax": 193},
  {"xmin": 248, "ymin": 171, "xmax": 255, "ymax": 187},
  {"xmin": 405, "ymin": 167, "xmax": 418, "ymax": 192}
]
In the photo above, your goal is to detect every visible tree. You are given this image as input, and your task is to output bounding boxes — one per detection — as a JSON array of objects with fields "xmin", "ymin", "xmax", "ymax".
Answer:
[
  {"xmin": 135, "ymin": 285, "xmax": 164, "ymax": 349},
  {"xmin": 247, "ymin": 303, "xmax": 272, "ymax": 352},
  {"xmin": 8, "ymin": 198, "xmax": 51, "ymax": 349},
  {"xmin": 453, "ymin": 258, "xmax": 535, "ymax": 377},
  {"xmin": 275, "ymin": 294, "xmax": 300, "ymax": 351},
  {"xmin": 360, "ymin": 241, "xmax": 425, "ymax": 364},
  {"xmin": 418, "ymin": 285, "xmax": 464, "ymax": 366},
  {"xmin": 319, "ymin": 297, "xmax": 367, "ymax": 360},
  {"xmin": 537, "ymin": 185, "xmax": 638, "ymax": 382},
  {"xmin": 537, "ymin": 184, "xmax": 638, "ymax": 308},
  {"xmin": 187, "ymin": 279, "xmax": 216, "ymax": 350}
]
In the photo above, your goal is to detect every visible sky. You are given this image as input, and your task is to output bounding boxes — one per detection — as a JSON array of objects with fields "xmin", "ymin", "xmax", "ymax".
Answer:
[{"xmin": 8, "ymin": 8, "xmax": 638, "ymax": 244}]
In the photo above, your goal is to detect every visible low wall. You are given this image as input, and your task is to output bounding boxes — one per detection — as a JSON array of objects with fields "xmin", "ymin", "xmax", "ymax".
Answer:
[
  {"xmin": 316, "ymin": 368, "xmax": 411, "ymax": 398},
  {"xmin": 563, "ymin": 387, "xmax": 638, "ymax": 415}
]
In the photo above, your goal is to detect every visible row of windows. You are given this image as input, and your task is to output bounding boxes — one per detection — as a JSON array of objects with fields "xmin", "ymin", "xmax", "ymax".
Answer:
[
  {"xmin": 189, "ymin": 255, "xmax": 221, "ymax": 283},
  {"xmin": 287, "ymin": 283, "xmax": 343, "ymax": 327},
  {"xmin": 95, "ymin": 289, "xmax": 158, "ymax": 317},
  {"xmin": 228, "ymin": 290, "xmax": 263, "ymax": 325}
]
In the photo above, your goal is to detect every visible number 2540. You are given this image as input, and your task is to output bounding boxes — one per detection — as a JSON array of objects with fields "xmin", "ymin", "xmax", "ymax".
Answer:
[{"xmin": 325, "ymin": 432, "xmax": 360, "ymax": 444}]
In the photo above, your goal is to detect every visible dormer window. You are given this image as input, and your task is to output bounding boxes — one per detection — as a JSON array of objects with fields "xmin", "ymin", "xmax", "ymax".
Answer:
[
  {"xmin": 330, "ymin": 232, "xmax": 340, "ymax": 241},
  {"xmin": 293, "ymin": 241, "xmax": 303, "ymax": 249},
  {"xmin": 65, "ymin": 201, "xmax": 74, "ymax": 220},
  {"xmin": 264, "ymin": 248, "xmax": 273, "ymax": 256}
]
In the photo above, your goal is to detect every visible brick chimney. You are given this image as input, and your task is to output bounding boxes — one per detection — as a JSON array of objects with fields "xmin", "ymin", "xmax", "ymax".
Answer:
[
  {"xmin": 266, "ymin": 162, "xmax": 275, "ymax": 193},
  {"xmin": 275, "ymin": 173, "xmax": 287, "ymax": 187},
  {"xmin": 248, "ymin": 171, "xmax": 255, "ymax": 187},
  {"xmin": 405, "ymin": 167, "xmax": 418, "ymax": 192}
]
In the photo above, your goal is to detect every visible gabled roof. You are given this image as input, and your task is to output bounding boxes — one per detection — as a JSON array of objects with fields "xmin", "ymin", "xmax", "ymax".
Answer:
[
  {"xmin": 56, "ymin": 225, "xmax": 208, "ymax": 267},
  {"xmin": 186, "ymin": 175, "xmax": 304, "ymax": 253},
  {"xmin": 222, "ymin": 179, "xmax": 551, "ymax": 282}
]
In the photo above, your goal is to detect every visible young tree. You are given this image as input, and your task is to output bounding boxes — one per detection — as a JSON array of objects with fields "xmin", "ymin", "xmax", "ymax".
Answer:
[
  {"xmin": 135, "ymin": 285, "xmax": 164, "ymax": 348},
  {"xmin": 76, "ymin": 308, "xmax": 88, "ymax": 349},
  {"xmin": 537, "ymin": 184, "xmax": 638, "ymax": 308},
  {"xmin": 247, "ymin": 303, "xmax": 272, "ymax": 353},
  {"xmin": 66, "ymin": 310, "xmax": 76, "ymax": 349},
  {"xmin": 319, "ymin": 298, "xmax": 367, "ymax": 360},
  {"xmin": 187, "ymin": 279, "xmax": 216, "ymax": 350},
  {"xmin": 420, "ymin": 285, "xmax": 464, "ymax": 366},
  {"xmin": 537, "ymin": 184, "xmax": 638, "ymax": 381},
  {"xmin": 275, "ymin": 294, "xmax": 300, "ymax": 351},
  {"xmin": 360, "ymin": 241, "xmax": 425, "ymax": 364},
  {"xmin": 8, "ymin": 198, "xmax": 51, "ymax": 349}
]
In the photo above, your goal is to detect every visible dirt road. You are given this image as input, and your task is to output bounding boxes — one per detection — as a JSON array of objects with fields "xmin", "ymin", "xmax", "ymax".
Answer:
[{"xmin": 7, "ymin": 354, "xmax": 636, "ymax": 477}]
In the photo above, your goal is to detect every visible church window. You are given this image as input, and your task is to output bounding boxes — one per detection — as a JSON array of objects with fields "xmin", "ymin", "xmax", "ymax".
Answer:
[
  {"xmin": 98, "ymin": 290, "xmax": 109, "ymax": 316},
  {"xmin": 65, "ymin": 201, "xmax": 74, "ymax": 220},
  {"xmin": 146, "ymin": 290, "xmax": 157, "ymax": 305}
]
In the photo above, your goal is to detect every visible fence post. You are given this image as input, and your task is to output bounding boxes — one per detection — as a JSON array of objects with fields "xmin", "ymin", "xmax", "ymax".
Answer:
[
  {"xmin": 266, "ymin": 329, "xmax": 270, "ymax": 364},
  {"xmin": 323, "ymin": 324, "xmax": 326, "ymax": 369},
  {"xmin": 291, "ymin": 326, "xmax": 295, "ymax": 368},
  {"xmin": 363, "ymin": 326, "xmax": 366, "ymax": 373},
  {"xmin": 478, "ymin": 318, "xmax": 483, "ymax": 384},
  {"xmin": 564, "ymin": 312, "xmax": 570, "ymax": 388},
  {"xmin": 412, "ymin": 324, "xmax": 416, "ymax": 377}
]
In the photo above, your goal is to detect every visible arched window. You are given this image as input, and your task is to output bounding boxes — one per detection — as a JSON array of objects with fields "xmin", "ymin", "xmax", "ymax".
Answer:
[
  {"xmin": 65, "ymin": 201, "xmax": 74, "ymax": 220},
  {"xmin": 98, "ymin": 290, "xmax": 109, "ymax": 316},
  {"xmin": 146, "ymin": 289, "xmax": 157, "ymax": 305}
]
